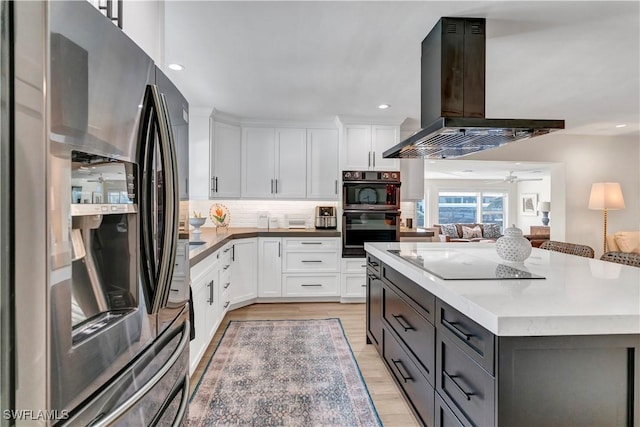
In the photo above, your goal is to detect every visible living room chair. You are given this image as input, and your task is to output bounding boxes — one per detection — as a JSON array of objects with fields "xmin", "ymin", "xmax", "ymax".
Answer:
[
  {"xmin": 539, "ymin": 240, "xmax": 595, "ymax": 258},
  {"xmin": 600, "ymin": 251, "xmax": 640, "ymax": 267}
]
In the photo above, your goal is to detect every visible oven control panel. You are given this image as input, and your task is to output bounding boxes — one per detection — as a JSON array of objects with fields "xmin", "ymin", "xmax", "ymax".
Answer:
[{"xmin": 342, "ymin": 170, "xmax": 400, "ymax": 182}]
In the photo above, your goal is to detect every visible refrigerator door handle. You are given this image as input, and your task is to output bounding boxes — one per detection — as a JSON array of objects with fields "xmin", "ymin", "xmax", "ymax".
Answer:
[
  {"xmin": 140, "ymin": 85, "xmax": 179, "ymax": 314},
  {"xmin": 157, "ymin": 91, "xmax": 180, "ymax": 310},
  {"xmin": 88, "ymin": 320, "xmax": 190, "ymax": 427}
]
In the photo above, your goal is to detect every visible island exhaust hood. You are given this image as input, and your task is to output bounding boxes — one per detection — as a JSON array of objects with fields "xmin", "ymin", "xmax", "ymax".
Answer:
[{"xmin": 383, "ymin": 17, "xmax": 564, "ymax": 159}]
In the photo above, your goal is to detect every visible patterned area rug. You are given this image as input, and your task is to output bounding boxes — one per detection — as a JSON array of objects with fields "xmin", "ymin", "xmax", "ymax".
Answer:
[{"xmin": 188, "ymin": 319, "xmax": 381, "ymax": 426}]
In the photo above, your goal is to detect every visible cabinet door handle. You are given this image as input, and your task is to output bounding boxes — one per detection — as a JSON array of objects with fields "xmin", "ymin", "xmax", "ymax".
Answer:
[
  {"xmin": 335, "ymin": 180, "xmax": 338, "ymax": 195},
  {"xmin": 372, "ymin": 151, "xmax": 376, "ymax": 168},
  {"xmin": 215, "ymin": 176, "xmax": 218, "ymax": 193},
  {"xmin": 301, "ymin": 242, "xmax": 322, "ymax": 245},
  {"xmin": 275, "ymin": 179, "xmax": 278, "ymax": 194},
  {"xmin": 232, "ymin": 245, "xmax": 235, "ymax": 262},
  {"xmin": 392, "ymin": 314, "xmax": 415, "ymax": 332},
  {"xmin": 301, "ymin": 284, "xmax": 322, "ymax": 287},
  {"xmin": 223, "ymin": 282, "xmax": 230, "ymax": 289},
  {"xmin": 223, "ymin": 247, "xmax": 231, "ymax": 253},
  {"xmin": 223, "ymin": 264, "xmax": 230, "ymax": 271},
  {"xmin": 224, "ymin": 301, "xmax": 230, "ymax": 308},
  {"xmin": 210, "ymin": 177, "xmax": 215, "ymax": 193},
  {"xmin": 185, "ymin": 177, "xmax": 188, "ymax": 195},
  {"xmin": 443, "ymin": 370, "xmax": 473, "ymax": 401},
  {"xmin": 391, "ymin": 359, "xmax": 413, "ymax": 383},
  {"xmin": 442, "ymin": 318, "xmax": 473, "ymax": 341},
  {"xmin": 368, "ymin": 151, "xmax": 371, "ymax": 167},
  {"xmin": 278, "ymin": 241, "xmax": 281, "ymax": 257},
  {"xmin": 301, "ymin": 260, "xmax": 322, "ymax": 263},
  {"xmin": 207, "ymin": 280, "xmax": 214, "ymax": 304},
  {"xmin": 270, "ymin": 179, "xmax": 273, "ymax": 194}
]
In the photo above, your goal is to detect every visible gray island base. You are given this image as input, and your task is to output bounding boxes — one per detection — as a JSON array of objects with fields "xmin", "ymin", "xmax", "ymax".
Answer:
[{"xmin": 365, "ymin": 242, "xmax": 640, "ymax": 427}]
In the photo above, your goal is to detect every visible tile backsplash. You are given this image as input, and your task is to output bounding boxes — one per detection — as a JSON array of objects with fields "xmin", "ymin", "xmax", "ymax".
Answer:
[{"xmin": 188, "ymin": 199, "xmax": 339, "ymax": 229}]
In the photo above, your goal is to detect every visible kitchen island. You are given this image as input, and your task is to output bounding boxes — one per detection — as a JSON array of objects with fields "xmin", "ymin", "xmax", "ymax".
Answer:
[{"xmin": 365, "ymin": 242, "xmax": 640, "ymax": 427}]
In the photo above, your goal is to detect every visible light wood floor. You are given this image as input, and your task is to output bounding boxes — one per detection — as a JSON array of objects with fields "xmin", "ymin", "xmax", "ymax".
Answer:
[{"xmin": 189, "ymin": 302, "xmax": 419, "ymax": 427}]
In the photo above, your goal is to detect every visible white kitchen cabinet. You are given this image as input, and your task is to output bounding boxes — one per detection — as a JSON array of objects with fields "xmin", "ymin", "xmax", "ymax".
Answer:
[
  {"xmin": 229, "ymin": 238, "xmax": 258, "ymax": 306},
  {"xmin": 210, "ymin": 120, "xmax": 242, "ymax": 198},
  {"xmin": 400, "ymin": 159, "xmax": 425, "ymax": 201},
  {"xmin": 340, "ymin": 258, "xmax": 367, "ymax": 300},
  {"xmin": 281, "ymin": 237, "xmax": 340, "ymax": 297},
  {"xmin": 258, "ymin": 237, "xmax": 282, "ymax": 298},
  {"xmin": 189, "ymin": 250, "xmax": 220, "ymax": 374},
  {"xmin": 342, "ymin": 124, "xmax": 399, "ymax": 171},
  {"xmin": 307, "ymin": 128, "xmax": 339, "ymax": 199},
  {"xmin": 241, "ymin": 127, "xmax": 306, "ymax": 198}
]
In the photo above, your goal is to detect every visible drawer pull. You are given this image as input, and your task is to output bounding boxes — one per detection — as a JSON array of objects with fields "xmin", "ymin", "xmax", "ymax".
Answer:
[
  {"xmin": 301, "ymin": 260, "xmax": 323, "ymax": 263},
  {"xmin": 392, "ymin": 314, "xmax": 415, "ymax": 332},
  {"xmin": 360, "ymin": 264, "xmax": 367, "ymax": 268},
  {"xmin": 170, "ymin": 289, "xmax": 179, "ymax": 293},
  {"xmin": 223, "ymin": 301, "xmax": 230, "ymax": 308},
  {"xmin": 391, "ymin": 359, "xmax": 413, "ymax": 383},
  {"xmin": 301, "ymin": 284, "xmax": 322, "ymax": 287},
  {"xmin": 223, "ymin": 265, "xmax": 230, "ymax": 271},
  {"xmin": 443, "ymin": 370, "xmax": 473, "ymax": 401},
  {"xmin": 442, "ymin": 318, "xmax": 473, "ymax": 341},
  {"xmin": 361, "ymin": 284, "xmax": 367, "ymax": 287},
  {"xmin": 301, "ymin": 242, "xmax": 322, "ymax": 245},
  {"xmin": 223, "ymin": 247, "xmax": 231, "ymax": 253},
  {"xmin": 223, "ymin": 282, "xmax": 231, "ymax": 289}
]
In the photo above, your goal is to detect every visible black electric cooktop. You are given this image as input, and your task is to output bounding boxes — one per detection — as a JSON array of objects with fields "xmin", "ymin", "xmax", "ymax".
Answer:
[{"xmin": 387, "ymin": 249, "xmax": 545, "ymax": 280}]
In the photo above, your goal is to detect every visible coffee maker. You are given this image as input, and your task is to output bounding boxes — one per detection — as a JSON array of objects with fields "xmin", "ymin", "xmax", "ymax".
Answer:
[{"xmin": 315, "ymin": 206, "xmax": 337, "ymax": 229}]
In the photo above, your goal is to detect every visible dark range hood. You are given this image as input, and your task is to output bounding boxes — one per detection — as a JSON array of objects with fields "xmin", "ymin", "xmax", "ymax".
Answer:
[{"xmin": 384, "ymin": 18, "xmax": 564, "ymax": 159}]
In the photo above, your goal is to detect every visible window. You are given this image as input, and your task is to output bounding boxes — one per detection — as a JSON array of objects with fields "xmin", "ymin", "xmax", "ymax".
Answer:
[
  {"xmin": 438, "ymin": 191, "xmax": 507, "ymax": 230},
  {"xmin": 416, "ymin": 200, "xmax": 425, "ymax": 227}
]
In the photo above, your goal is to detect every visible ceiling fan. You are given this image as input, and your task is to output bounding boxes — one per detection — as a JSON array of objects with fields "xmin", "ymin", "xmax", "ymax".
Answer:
[
  {"xmin": 86, "ymin": 174, "xmax": 105, "ymax": 183},
  {"xmin": 487, "ymin": 171, "xmax": 543, "ymax": 184}
]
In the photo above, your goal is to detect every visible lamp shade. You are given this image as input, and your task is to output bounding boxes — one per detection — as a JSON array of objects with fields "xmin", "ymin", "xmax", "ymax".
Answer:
[
  {"xmin": 588, "ymin": 182, "xmax": 625, "ymax": 210},
  {"xmin": 538, "ymin": 201, "xmax": 551, "ymax": 212}
]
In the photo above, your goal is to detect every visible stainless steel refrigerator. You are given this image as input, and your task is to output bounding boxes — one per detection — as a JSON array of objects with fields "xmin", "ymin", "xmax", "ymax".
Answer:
[{"xmin": 1, "ymin": 1, "xmax": 189, "ymax": 425}]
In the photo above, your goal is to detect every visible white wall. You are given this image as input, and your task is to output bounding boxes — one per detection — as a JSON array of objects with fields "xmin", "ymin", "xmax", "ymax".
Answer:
[
  {"xmin": 121, "ymin": 0, "xmax": 164, "ymax": 64},
  {"xmin": 466, "ymin": 134, "xmax": 640, "ymax": 257}
]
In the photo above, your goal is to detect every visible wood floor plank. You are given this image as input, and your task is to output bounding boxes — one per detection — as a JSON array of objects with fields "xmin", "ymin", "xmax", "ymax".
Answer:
[{"xmin": 189, "ymin": 302, "xmax": 419, "ymax": 426}]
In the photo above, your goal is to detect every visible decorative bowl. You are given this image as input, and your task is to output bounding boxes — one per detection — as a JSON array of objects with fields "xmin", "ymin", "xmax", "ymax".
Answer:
[
  {"xmin": 496, "ymin": 224, "xmax": 532, "ymax": 262},
  {"xmin": 189, "ymin": 217, "xmax": 206, "ymax": 234}
]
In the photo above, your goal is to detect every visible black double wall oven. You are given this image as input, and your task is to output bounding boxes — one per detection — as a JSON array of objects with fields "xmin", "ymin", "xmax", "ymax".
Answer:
[{"xmin": 342, "ymin": 171, "xmax": 401, "ymax": 257}]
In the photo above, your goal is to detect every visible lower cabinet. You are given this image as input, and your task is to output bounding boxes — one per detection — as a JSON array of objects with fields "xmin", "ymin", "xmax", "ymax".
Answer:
[
  {"xmin": 229, "ymin": 238, "xmax": 258, "ymax": 307},
  {"xmin": 258, "ymin": 237, "xmax": 341, "ymax": 298},
  {"xmin": 368, "ymin": 254, "xmax": 640, "ymax": 427},
  {"xmin": 258, "ymin": 237, "xmax": 282, "ymax": 297},
  {"xmin": 189, "ymin": 250, "xmax": 221, "ymax": 374},
  {"xmin": 340, "ymin": 258, "xmax": 367, "ymax": 300}
]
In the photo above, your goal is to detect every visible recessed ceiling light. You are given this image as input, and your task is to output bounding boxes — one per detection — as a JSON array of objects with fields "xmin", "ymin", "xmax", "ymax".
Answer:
[
  {"xmin": 378, "ymin": 104, "xmax": 390, "ymax": 109},
  {"xmin": 616, "ymin": 124, "xmax": 627, "ymax": 128},
  {"xmin": 168, "ymin": 63, "xmax": 184, "ymax": 71}
]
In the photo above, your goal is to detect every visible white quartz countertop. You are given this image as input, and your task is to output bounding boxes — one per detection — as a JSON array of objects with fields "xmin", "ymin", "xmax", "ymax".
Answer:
[{"xmin": 365, "ymin": 242, "xmax": 640, "ymax": 337}]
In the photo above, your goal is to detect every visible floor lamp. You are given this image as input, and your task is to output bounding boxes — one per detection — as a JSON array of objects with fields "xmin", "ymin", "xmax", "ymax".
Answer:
[{"xmin": 588, "ymin": 182, "xmax": 625, "ymax": 253}]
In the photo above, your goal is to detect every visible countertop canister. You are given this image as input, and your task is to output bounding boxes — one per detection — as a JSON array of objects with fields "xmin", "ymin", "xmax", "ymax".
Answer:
[{"xmin": 496, "ymin": 224, "xmax": 532, "ymax": 262}]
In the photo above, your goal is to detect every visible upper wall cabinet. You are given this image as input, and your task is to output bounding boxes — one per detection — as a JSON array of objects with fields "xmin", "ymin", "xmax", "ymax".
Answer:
[
  {"xmin": 342, "ymin": 124, "xmax": 399, "ymax": 171},
  {"xmin": 400, "ymin": 159, "xmax": 425, "ymax": 201},
  {"xmin": 241, "ymin": 127, "xmax": 307, "ymax": 199},
  {"xmin": 307, "ymin": 128, "xmax": 339, "ymax": 200},
  {"xmin": 210, "ymin": 120, "xmax": 241, "ymax": 199}
]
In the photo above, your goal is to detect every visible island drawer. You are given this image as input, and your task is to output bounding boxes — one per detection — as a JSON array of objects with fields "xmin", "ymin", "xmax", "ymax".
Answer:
[
  {"xmin": 434, "ymin": 393, "xmax": 467, "ymax": 427},
  {"xmin": 383, "ymin": 329, "xmax": 435, "ymax": 427},
  {"xmin": 436, "ymin": 300, "xmax": 494, "ymax": 375},
  {"xmin": 283, "ymin": 237, "xmax": 339, "ymax": 251},
  {"xmin": 382, "ymin": 265, "xmax": 435, "ymax": 324},
  {"xmin": 436, "ymin": 330, "xmax": 495, "ymax": 427},
  {"xmin": 383, "ymin": 285, "xmax": 435, "ymax": 385},
  {"xmin": 366, "ymin": 254, "xmax": 381, "ymax": 278}
]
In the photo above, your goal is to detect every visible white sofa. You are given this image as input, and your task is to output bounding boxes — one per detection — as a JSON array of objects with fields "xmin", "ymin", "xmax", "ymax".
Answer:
[{"xmin": 606, "ymin": 231, "xmax": 640, "ymax": 254}]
